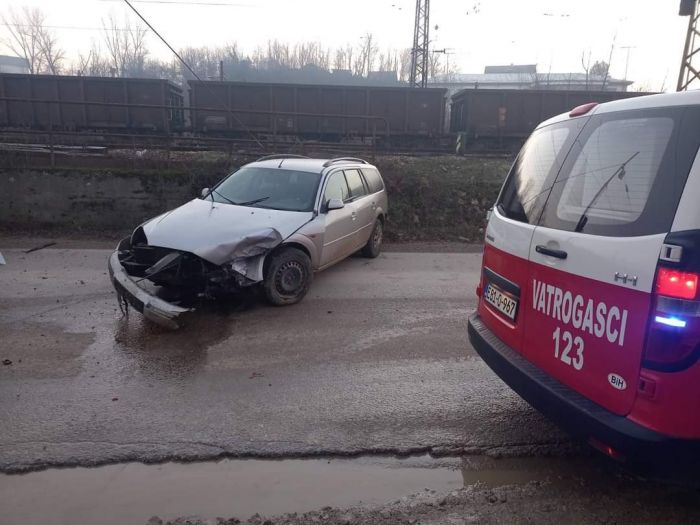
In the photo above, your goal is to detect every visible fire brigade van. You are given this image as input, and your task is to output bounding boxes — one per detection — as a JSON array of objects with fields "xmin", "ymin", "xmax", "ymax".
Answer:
[{"xmin": 468, "ymin": 90, "xmax": 700, "ymax": 464}]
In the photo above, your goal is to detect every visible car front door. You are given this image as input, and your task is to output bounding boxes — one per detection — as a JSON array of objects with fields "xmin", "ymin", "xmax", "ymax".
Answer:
[{"xmin": 319, "ymin": 170, "xmax": 358, "ymax": 267}]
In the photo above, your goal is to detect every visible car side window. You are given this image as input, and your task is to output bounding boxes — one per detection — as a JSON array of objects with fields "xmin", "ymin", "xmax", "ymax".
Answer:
[
  {"xmin": 361, "ymin": 168, "xmax": 385, "ymax": 193},
  {"xmin": 324, "ymin": 171, "xmax": 350, "ymax": 203},
  {"xmin": 497, "ymin": 120, "xmax": 581, "ymax": 224},
  {"xmin": 344, "ymin": 169, "xmax": 367, "ymax": 199}
]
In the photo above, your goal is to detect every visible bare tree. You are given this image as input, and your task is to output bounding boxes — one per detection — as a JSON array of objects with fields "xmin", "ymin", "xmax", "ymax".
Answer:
[
  {"xmin": 354, "ymin": 33, "xmax": 377, "ymax": 77},
  {"xmin": 428, "ymin": 51, "xmax": 442, "ymax": 80},
  {"xmin": 102, "ymin": 14, "xmax": 149, "ymax": 77},
  {"xmin": 74, "ymin": 41, "xmax": 112, "ymax": 76},
  {"xmin": 590, "ymin": 61, "xmax": 609, "ymax": 78},
  {"xmin": 398, "ymin": 48, "xmax": 412, "ymax": 82},
  {"xmin": 37, "ymin": 22, "xmax": 65, "ymax": 74},
  {"xmin": 2, "ymin": 7, "xmax": 64, "ymax": 74},
  {"xmin": 332, "ymin": 44, "xmax": 354, "ymax": 71},
  {"xmin": 581, "ymin": 50, "xmax": 592, "ymax": 90}
]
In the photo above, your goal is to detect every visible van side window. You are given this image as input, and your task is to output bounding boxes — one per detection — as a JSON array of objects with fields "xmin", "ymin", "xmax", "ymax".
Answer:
[
  {"xmin": 539, "ymin": 107, "xmax": 700, "ymax": 237},
  {"xmin": 362, "ymin": 168, "xmax": 385, "ymax": 193},
  {"xmin": 497, "ymin": 121, "xmax": 577, "ymax": 224}
]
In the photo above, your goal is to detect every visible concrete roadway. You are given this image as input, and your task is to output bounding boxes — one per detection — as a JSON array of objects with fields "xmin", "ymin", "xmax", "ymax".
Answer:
[{"xmin": 0, "ymin": 244, "xmax": 572, "ymax": 473}]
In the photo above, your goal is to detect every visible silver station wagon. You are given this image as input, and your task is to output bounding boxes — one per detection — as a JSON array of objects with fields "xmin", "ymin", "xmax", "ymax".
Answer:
[{"xmin": 108, "ymin": 155, "xmax": 388, "ymax": 328}]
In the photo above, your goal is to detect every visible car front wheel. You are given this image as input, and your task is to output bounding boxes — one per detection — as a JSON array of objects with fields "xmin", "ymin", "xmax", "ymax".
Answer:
[
  {"xmin": 362, "ymin": 219, "xmax": 383, "ymax": 258},
  {"xmin": 263, "ymin": 247, "xmax": 313, "ymax": 306}
]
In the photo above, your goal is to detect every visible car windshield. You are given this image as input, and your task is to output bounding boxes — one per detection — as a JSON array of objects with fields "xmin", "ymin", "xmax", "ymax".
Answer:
[{"xmin": 208, "ymin": 167, "xmax": 321, "ymax": 212}]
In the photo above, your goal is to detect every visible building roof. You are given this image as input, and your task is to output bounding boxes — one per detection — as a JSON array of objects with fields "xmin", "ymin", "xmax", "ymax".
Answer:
[
  {"xmin": 484, "ymin": 64, "xmax": 537, "ymax": 74},
  {"xmin": 0, "ymin": 55, "xmax": 30, "ymax": 67},
  {"xmin": 431, "ymin": 72, "xmax": 633, "ymax": 89}
]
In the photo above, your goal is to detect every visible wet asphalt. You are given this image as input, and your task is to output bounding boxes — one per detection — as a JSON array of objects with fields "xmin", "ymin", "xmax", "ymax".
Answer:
[{"xmin": 0, "ymin": 245, "xmax": 571, "ymax": 474}]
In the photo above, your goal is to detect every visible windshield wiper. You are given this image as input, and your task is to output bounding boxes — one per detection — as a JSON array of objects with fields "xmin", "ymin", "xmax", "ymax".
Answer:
[
  {"xmin": 237, "ymin": 196, "xmax": 271, "ymax": 207},
  {"xmin": 207, "ymin": 188, "xmax": 237, "ymax": 206},
  {"xmin": 573, "ymin": 151, "xmax": 640, "ymax": 233}
]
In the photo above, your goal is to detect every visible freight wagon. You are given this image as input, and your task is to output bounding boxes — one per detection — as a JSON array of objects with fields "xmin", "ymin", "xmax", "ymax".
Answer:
[
  {"xmin": 188, "ymin": 80, "xmax": 446, "ymax": 144},
  {"xmin": 0, "ymin": 73, "xmax": 184, "ymax": 133},
  {"xmin": 450, "ymin": 88, "xmax": 652, "ymax": 145}
]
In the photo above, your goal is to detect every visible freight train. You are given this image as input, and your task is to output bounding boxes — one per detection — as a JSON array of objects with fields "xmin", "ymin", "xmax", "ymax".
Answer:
[{"xmin": 0, "ymin": 72, "xmax": 652, "ymax": 150}]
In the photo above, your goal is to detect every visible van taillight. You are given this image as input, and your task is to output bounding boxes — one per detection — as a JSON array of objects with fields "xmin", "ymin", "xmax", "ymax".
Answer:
[
  {"xmin": 643, "ymin": 264, "xmax": 700, "ymax": 371},
  {"xmin": 655, "ymin": 268, "xmax": 698, "ymax": 299}
]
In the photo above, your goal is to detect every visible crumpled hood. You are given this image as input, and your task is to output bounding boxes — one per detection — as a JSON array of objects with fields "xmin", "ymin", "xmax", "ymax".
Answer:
[{"xmin": 141, "ymin": 198, "xmax": 313, "ymax": 265}]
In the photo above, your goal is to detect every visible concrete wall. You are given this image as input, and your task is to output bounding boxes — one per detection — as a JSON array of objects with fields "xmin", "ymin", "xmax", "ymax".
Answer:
[
  {"xmin": 0, "ymin": 169, "xmax": 211, "ymax": 232},
  {"xmin": 0, "ymin": 156, "xmax": 510, "ymax": 241}
]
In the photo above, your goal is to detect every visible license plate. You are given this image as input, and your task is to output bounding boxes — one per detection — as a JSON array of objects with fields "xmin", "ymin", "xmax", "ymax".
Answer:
[{"xmin": 484, "ymin": 282, "xmax": 518, "ymax": 320}]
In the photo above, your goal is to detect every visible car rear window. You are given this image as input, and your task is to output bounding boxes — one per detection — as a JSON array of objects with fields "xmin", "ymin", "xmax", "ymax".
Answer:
[
  {"xmin": 362, "ymin": 168, "xmax": 385, "ymax": 193},
  {"xmin": 539, "ymin": 107, "xmax": 700, "ymax": 237},
  {"xmin": 497, "ymin": 119, "xmax": 582, "ymax": 224}
]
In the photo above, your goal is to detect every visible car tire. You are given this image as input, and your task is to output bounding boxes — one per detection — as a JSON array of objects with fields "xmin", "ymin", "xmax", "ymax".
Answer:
[
  {"xmin": 263, "ymin": 247, "xmax": 313, "ymax": 306},
  {"xmin": 361, "ymin": 219, "xmax": 383, "ymax": 258}
]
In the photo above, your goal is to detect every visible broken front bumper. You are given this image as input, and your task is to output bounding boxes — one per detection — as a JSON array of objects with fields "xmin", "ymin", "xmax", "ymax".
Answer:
[{"xmin": 108, "ymin": 251, "xmax": 192, "ymax": 329}]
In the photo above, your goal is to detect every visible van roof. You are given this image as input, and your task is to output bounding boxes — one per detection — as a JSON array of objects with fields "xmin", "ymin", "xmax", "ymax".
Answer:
[{"xmin": 538, "ymin": 89, "xmax": 700, "ymax": 129}]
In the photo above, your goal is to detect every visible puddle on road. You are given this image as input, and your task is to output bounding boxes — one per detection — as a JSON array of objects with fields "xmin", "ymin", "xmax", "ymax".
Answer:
[{"xmin": 1, "ymin": 454, "xmax": 597, "ymax": 525}]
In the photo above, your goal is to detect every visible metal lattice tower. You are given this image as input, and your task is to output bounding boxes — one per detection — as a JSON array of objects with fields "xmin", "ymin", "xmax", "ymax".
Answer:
[
  {"xmin": 678, "ymin": 0, "xmax": 700, "ymax": 91},
  {"xmin": 409, "ymin": 0, "xmax": 430, "ymax": 88}
]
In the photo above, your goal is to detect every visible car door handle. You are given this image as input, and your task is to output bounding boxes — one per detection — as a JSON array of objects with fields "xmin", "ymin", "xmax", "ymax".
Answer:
[
  {"xmin": 351, "ymin": 212, "xmax": 357, "ymax": 220},
  {"xmin": 535, "ymin": 245, "xmax": 568, "ymax": 259}
]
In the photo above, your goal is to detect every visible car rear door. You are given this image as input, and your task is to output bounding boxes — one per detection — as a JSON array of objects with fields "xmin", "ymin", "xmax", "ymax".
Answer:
[
  {"xmin": 524, "ymin": 106, "xmax": 700, "ymax": 416},
  {"xmin": 480, "ymin": 118, "xmax": 584, "ymax": 352},
  {"xmin": 343, "ymin": 168, "xmax": 375, "ymax": 248}
]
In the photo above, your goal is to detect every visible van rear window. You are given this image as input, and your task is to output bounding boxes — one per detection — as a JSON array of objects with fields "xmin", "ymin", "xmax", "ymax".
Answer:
[{"xmin": 539, "ymin": 107, "xmax": 700, "ymax": 237}]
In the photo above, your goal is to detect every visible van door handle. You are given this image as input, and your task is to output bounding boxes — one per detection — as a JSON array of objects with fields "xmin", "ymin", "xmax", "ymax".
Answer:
[
  {"xmin": 535, "ymin": 245, "xmax": 568, "ymax": 259},
  {"xmin": 351, "ymin": 211, "xmax": 357, "ymax": 221}
]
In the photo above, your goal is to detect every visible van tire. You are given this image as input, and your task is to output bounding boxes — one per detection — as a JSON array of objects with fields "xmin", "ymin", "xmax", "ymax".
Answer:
[
  {"xmin": 362, "ymin": 219, "xmax": 383, "ymax": 258},
  {"xmin": 263, "ymin": 247, "xmax": 313, "ymax": 306}
]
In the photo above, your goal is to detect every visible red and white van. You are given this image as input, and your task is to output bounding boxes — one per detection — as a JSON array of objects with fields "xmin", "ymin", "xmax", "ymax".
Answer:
[{"xmin": 468, "ymin": 90, "xmax": 700, "ymax": 464}]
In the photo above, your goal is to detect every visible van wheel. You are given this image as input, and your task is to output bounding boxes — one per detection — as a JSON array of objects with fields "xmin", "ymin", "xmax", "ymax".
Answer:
[
  {"xmin": 263, "ymin": 247, "xmax": 313, "ymax": 306},
  {"xmin": 362, "ymin": 219, "xmax": 383, "ymax": 258}
]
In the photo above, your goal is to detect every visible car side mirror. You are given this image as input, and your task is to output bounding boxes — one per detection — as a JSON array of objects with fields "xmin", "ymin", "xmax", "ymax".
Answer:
[
  {"xmin": 200, "ymin": 187, "xmax": 210, "ymax": 199},
  {"xmin": 326, "ymin": 198, "xmax": 345, "ymax": 211}
]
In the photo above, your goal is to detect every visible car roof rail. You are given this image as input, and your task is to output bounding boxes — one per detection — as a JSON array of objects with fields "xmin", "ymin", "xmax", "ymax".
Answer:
[
  {"xmin": 322, "ymin": 157, "xmax": 369, "ymax": 168},
  {"xmin": 256, "ymin": 154, "xmax": 310, "ymax": 162}
]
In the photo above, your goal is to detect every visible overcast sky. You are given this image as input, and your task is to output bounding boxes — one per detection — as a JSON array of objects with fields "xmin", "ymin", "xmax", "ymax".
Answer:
[{"xmin": 0, "ymin": 0, "xmax": 689, "ymax": 90}]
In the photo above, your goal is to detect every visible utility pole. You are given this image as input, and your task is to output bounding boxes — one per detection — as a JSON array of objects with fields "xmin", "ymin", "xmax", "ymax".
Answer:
[
  {"xmin": 619, "ymin": 46, "xmax": 635, "ymax": 81},
  {"xmin": 409, "ymin": 0, "xmax": 430, "ymax": 88},
  {"xmin": 678, "ymin": 0, "xmax": 700, "ymax": 91}
]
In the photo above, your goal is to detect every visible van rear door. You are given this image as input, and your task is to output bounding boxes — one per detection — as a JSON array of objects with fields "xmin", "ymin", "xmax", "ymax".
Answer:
[
  {"xmin": 524, "ymin": 106, "xmax": 700, "ymax": 416},
  {"xmin": 479, "ymin": 118, "xmax": 584, "ymax": 352}
]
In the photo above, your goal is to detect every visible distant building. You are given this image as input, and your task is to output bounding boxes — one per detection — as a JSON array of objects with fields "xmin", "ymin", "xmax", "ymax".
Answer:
[
  {"xmin": 431, "ymin": 64, "xmax": 633, "ymax": 93},
  {"xmin": 0, "ymin": 55, "xmax": 30, "ymax": 74}
]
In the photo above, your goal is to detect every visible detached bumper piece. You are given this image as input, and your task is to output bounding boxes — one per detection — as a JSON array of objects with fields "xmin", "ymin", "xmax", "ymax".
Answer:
[
  {"xmin": 467, "ymin": 313, "xmax": 700, "ymax": 468},
  {"xmin": 108, "ymin": 251, "xmax": 192, "ymax": 329}
]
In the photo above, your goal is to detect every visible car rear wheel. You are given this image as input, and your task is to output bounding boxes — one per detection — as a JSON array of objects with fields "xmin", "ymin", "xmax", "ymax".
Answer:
[
  {"xmin": 263, "ymin": 247, "xmax": 313, "ymax": 306},
  {"xmin": 362, "ymin": 219, "xmax": 383, "ymax": 258}
]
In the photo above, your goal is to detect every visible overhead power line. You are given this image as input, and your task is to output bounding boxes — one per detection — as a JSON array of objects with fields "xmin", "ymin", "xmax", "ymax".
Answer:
[
  {"xmin": 102, "ymin": 0, "xmax": 253, "ymax": 6},
  {"xmin": 120, "ymin": 0, "xmax": 265, "ymax": 150}
]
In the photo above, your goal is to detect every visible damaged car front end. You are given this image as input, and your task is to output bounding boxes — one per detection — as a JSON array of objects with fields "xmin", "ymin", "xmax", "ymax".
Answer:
[{"xmin": 109, "ymin": 227, "xmax": 284, "ymax": 329}]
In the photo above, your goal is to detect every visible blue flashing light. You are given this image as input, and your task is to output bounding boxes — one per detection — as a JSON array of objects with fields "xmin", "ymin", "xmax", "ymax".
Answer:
[{"xmin": 654, "ymin": 315, "xmax": 687, "ymax": 328}]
